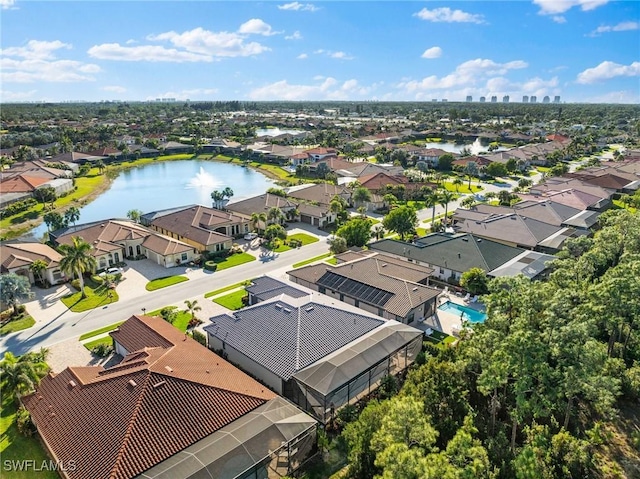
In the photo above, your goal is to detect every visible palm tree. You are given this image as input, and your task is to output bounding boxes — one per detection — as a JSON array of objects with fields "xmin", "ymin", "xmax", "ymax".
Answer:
[
  {"xmin": 29, "ymin": 259, "xmax": 48, "ymax": 286},
  {"xmin": 222, "ymin": 187, "xmax": 234, "ymax": 202},
  {"xmin": 211, "ymin": 190, "xmax": 225, "ymax": 209},
  {"xmin": 95, "ymin": 159, "xmax": 105, "ymax": 174},
  {"xmin": 0, "ymin": 351, "xmax": 49, "ymax": 403},
  {"xmin": 64, "ymin": 206, "xmax": 80, "ymax": 227},
  {"xmin": 267, "ymin": 206, "xmax": 283, "ymax": 225},
  {"xmin": 439, "ymin": 190, "xmax": 456, "ymax": 226},
  {"xmin": 127, "ymin": 209, "xmax": 143, "ymax": 224},
  {"xmin": 425, "ymin": 191, "xmax": 441, "ymax": 230},
  {"xmin": 183, "ymin": 299, "xmax": 202, "ymax": 321},
  {"xmin": 353, "ymin": 187, "xmax": 372, "ymax": 209},
  {"xmin": 59, "ymin": 236, "xmax": 97, "ymax": 298},
  {"xmin": 286, "ymin": 208, "xmax": 299, "ymax": 222},
  {"xmin": 250, "ymin": 212, "xmax": 267, "ymax": 233},
  {"xmin": 452, "ymin": 177, "xmax": 463, "ymax": 192}
]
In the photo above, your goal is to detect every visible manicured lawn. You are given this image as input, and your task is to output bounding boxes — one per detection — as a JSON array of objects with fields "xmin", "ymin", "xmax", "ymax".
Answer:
[
  {"xmin": 61, "ymin": 279, "xmax": 119, "ymax": 312},
  {"xmin": 79, "ymin": 321, "xmax": 125, "ymax": 341},
  {"xmin": 0, "ymin": 314, "xmax": 35, "ymax": 335},
  {"xmin": 425, "ymin": 331, "xmax": 457, "ymax": 350},
  {"xmin": 212, "ymin": 290, "xmax": 247, "ymax": 310},
  {"xmin": 415, "ymin": 227, "xmax": 428, "ymax": 237},
  {"xmin": 441, "ymin": 182, "xmax": 482, "ymax": 194},
  {"xmin": 326, "ymin": 257, "xmax": 338, "ymax": 265},
  {"xmin": 273, "ymin": 242, "xmax": 293, "ymax": 253},
  {"xmin": 204, "ymin": 280, "xmax": 252, "ymax": 298},
  {"xmin": 0, "ymin": 386, "xmax": 59, "ymax": 479},
  {"xmin": 83, "ymin": 336, "xmax": 113, "ymax": 351},
  {"xmin": 147, "ymin": 307, "xmax": 193, "ymax": 332},
  {"xmin": 288, "ymin": 233, "xmax": 319, "ymax": 245},
  {"xmin": 145, "ymin": 275, "xmax": 189, "ymax": 291},
  {"xmin": 212, "ymin": 252, "xmax": 256, "ymax": 271},
  {"xmin": 292, "ymin": 253, "xmax": 333, "ymax": 268}
]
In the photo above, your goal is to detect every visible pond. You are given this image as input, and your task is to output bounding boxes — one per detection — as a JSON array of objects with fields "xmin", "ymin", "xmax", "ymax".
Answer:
[
  {"xmin": 255, "ymin": 128, "xmax": 306, "ymax": 137},
  {"xmin": 425, "ymin": 137, "xmax": 507, "ymax": 155},
  {"xmin": 27, "ymin": 160, "xmax": 275, "ymax": 239}
]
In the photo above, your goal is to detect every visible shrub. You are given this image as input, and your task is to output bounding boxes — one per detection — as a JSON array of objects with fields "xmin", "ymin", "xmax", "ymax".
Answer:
[
  {"xmin": 16, "ymin": 407, "xmax": 35, "ymax": 437},
  {"xmin": 204, "ymin": 261, "xmax": 218, "ymax": 272},
  {"xmin": 189, "ymin": 329, "xmax": 207, "ymax": 346},
  {"xmin": 91, "ymin": 342, "xmax": 113, "ymax": 357}
]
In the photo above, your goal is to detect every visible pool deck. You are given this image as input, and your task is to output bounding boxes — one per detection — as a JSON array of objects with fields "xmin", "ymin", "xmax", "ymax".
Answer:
[{"xmin": 414, "ymin": 290, "xmax": 486, "ymax": 337}]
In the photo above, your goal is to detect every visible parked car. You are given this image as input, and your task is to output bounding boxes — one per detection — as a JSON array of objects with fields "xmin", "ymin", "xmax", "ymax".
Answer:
[
  {"xmin": 99, "ymin": 267, "xmax": 122, "ymax": 277},
  {"xmin": 244, "ymin": 232, "xmax": 258, "ymax": 240}
]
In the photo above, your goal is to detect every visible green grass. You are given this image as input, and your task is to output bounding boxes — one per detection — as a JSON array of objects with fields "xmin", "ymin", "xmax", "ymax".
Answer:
[
  {"xmin": 83, "ymin": 336, "xmax": 114, "ymax": 351},
  {"xmin": 272, "ymin": 242, "xmax": 292, "ymax": 252},
  {"xmin": 212, "ymin": 290, "xmax": 247, "ymax": 310},
  {"xmin": 441, "ymin": 182, "xmax": 482, "ymax": 194},
  {"xmin": 145, "ymin": 275, "xmax": 189, "ymax": 291},
  {"xmin": 326, "ymin": 257, "xmax": 338, "ymax": 265},
  {"xmin": 288, "ymin": 232, "xmax": 319, "ymax": 245},
  {"xmin": 147, "ymin": 307, "xmax": 193, "ymax": 332},
  {"xmin": 425, "ymin": 331, "xmax": 457, "ymax": 350},
  {"xmin": 204, "ymin": 280, "xmax": 252, "ymax": 298},
  {"xmin": 292, "ymin": 253, "xmax": 333, "ymax": 268},
  {"xmin": 0, "ymin": 386, "xmax": 59, "ymax": 479},
  {"xmin": 211, "ymin": 252, "xmax": 256, "ymax": 270},
  {"xmin": 0, "ymin": 314, "xmax": 35, "ymax": 335},
  {"xmin": 61, "ymin": 279, "xmax": 119, "ymax": 312},
  {"xmin": 79, "ymin": 321, "xmax": 125, "ymax": 341}
]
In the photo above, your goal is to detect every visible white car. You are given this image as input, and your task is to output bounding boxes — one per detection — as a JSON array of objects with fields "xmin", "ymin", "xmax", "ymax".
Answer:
[
  {"xmin": 244, "ymin": 232, "xmax": 258, "ymax": 241},
  {"xmin": 99, "ymin": 267, "xmax": 122, "ymax": 277}
]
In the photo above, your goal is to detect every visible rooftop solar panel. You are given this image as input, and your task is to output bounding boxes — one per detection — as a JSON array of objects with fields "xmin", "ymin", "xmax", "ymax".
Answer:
[{"xmin": 317, "ymin": 271, "xmax": 393, "ymax": 307}]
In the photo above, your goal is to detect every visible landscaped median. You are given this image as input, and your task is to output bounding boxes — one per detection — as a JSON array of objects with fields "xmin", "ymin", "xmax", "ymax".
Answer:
[
  {"xmin": 204, "ymin": 252, "xmax": 256, "ymax": 272},
  {"xmin": 204, "ymin": 280, "xmax": 252, "ymax": 299},
  {"xmin": 292, "ymin": 252, "xmax": 333, "ymax": 269},
  {"xmin": 145, "ymin": 275, "xmax": 189, "ymax": 291}
]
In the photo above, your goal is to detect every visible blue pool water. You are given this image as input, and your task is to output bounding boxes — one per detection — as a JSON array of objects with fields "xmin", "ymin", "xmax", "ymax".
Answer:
[{"xmin": 438, "ymin": 301, "xmax": 487, "ymax": 323}]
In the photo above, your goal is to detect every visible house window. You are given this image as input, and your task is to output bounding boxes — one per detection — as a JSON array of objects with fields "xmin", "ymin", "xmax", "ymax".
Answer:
[
  {"xmin": 439, "ymin": 267, "xmax": 445, "ymax": 274},
  {"xmin": 181, "ymin": 253, "xmax": 188, "ymax": 261},
  {"xmin": 354, "ymin": 300, "xmax": 360, "ymax": 307},
  {"xmin": 136, "ymin": 245, "xmax": 141, "ymax": 255},
  {"xmin": 319, "ymin": 287, "xmax": 326, "ymax": 294},
  {"xmin": 339, "ymin": 293, "xmax": 344, "ymax": 301},
  {"xmin": 114, "ymin": 253, "xmax": 120, "ymax": 262},
  {"xmin": 378, "ymin": 308, "xmax": 384, "ymax": 316}
]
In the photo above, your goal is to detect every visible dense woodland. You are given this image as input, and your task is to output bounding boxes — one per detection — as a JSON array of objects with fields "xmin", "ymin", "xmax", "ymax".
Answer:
[{"xmin": 338, "ymin": 209, "xmax": 640, "ymax": 479}]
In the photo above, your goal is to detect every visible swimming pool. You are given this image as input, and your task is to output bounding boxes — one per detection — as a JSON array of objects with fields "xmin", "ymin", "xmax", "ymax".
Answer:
[{"xmin": 438, "ymin": 301, "xmax": 487, "ymax": 323}]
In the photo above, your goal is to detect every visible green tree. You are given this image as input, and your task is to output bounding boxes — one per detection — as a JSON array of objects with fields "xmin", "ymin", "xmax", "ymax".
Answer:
[
  {"xmin": 425, "ymin": 191, "xmax": 440, "ymax": 231},
  {"xmin": 211, "ymin": 190, "xmax": 225, "ymax": 209},
  {"xmin": 159, "ymin": 306, "xmax": 178, "ymax": 324},
  {"xmin": 439, "ymin": 190, "xmax": 456, "ymax": 224},
  {"xmin": 0, "ymin": 273, "xmax": 34, "ymax": 316},
  {"xmin": 460, "ymin": 268, "xmax": 490, "ymax": 295},
  {"xmin": 64, "ymin": 206, "xmax": 80, "ymax": 227},
  {"xmin": 250, "ymin": 212, "xmax": 267, "ymax": 232},
  {"xmin": 463, "ymin": 161, "xmax": 479, "ymax": 188},
  {"xmin": 28, "ymin": 259, "xmax": 48, "ymax": 286},
  {"xmin": 328, "ymin": 235, "xmax": 348, "ymax": 254},
  {"xmin": 126, "ymin": 209, "xmax": 143, "ymax": 223},
  {"xmin": 222, "ymin": 186, "xmax": 234, "ymax": 202},
  {"xmin": 264, "ymin": 224, "xmax": 287, "ymax": 242},
  {"xmin": 438, "ymin": 153, "xmax": 455, "ymax": 171},
  {"xmin": 0, "ymin": 351, "xmax": 49, "ymax": 403},
  {"xmin": 266, "ymin": 206, "xmax": 284, "ymax": 225},
  {"xmin": 183, "ymin": 299, "xmax": 202, "ymax": 321},
  {"xmin": 58, "ymin": 236, "xmax": 97, "ymax": 298},
  {"xmin": 486, "ymin": 162, "xmax": 508, "ymax": 177},
  {"xmin": 452, "ymin": 177, "xmax": 463, "ymax": 192},
  {"xmin": 336, "ymin": 217, "xmax": 373, "ymax": 247},
  {"xmin": 382, "ymin": 205, "xmax": 417, "ymax": 241},
  {"xmin": 353, "ymin": 186, "xmax": 372, "ymax": 208},
  {"xmin": 33, "ymin": 186, "xmax": 57, "ymax": 207},
  {"xmin": 43, "ymin": 211, "xmax": 66, "ymax": 232}
]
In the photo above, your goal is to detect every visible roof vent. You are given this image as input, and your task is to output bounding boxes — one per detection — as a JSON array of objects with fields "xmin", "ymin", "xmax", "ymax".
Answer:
[
  {"xmin": 412, "ymin": 287, "xmax": 418, "ymax": 291},
  {"xmin": 100, "ymin": 224, "xmax": 105, "ymax": 227},
  {"xmin": 477, "ymin": 239, "xmax": 482, "ymax": 242},
  {"xmin": 275, "ymin": 304, "xmax": 282, "ymax": 310},
  {"xmin": 305, "ymin": 306, "xmax": 314, "ymax": 312},
  {"xmin": 152, "ymin": 381, "xmax": 166, "ymax": 389},
  {"xmin": 68, "ymin": 380, "xmax": 77, "ymax": 388},
  {"xmin": 128, "ymin": 379, "xmax": 137, "ymax": 387},
  {"xmin": 458, "ymin": 253, "xmax": 461, "ymax": 258},
  {"xmin": 164, "ymin": 366, "xmax": 173, "ymax": 373},
  {"xmin": 283, "ymin": 307, "xmax": 292, "ymax": 313},
  {"xmin": 381, "ymin": 263, "xmax": 388, "ymax": 267}
]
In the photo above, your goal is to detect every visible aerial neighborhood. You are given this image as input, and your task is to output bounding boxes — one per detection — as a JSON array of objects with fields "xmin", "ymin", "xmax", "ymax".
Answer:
[{"xmin": 1, "ymin": 101, "xmax": 640, "ymax": 479}]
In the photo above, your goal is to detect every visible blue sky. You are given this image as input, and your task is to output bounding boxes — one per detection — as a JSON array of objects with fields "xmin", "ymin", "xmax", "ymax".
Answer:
[{"xmin": 1, "ymin": 1, "xmax": 638, "ymax": 103}]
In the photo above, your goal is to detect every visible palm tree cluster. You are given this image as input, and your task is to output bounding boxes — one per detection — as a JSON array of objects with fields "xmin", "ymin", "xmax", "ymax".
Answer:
[
  {"xmin": 0, "ymin": 348, "xmax": 49, "ymax": 403},
  {"xmin": 210, "ymin": 187, "xmax": 234, "ymax": 209},
  {"xmin": 58, "ymin": 236, "xmax": 98, "ymax": 298}
]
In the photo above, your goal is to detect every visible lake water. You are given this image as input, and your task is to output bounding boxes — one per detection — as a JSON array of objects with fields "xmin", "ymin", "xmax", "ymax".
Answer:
[
  {"xmin": 255, "ymin": 128, "xmax": 306, "ymax": 137},
  {"xmin": 28, "ymin": 160, "xmax": 275, "ymax": 239},
  {"xmin": 425, "ymin": 138, "xmax": 507, "ymax": 155}
]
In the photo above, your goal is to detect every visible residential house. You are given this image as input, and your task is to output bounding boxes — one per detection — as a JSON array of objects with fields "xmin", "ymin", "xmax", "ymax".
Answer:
[
  {"xmin": 226, "ymin": 193, "xmax": 299, "ymax": 225},
  {"xmin": 529, "ymin": 178, "xmax": 614, "ymax": 211},
  {"xmin": 287, "ymin": 252, "xmax": 440, "ymax": 324},
  {"xmin": 0, "ymin": 242, "xmax": 65, "ymax": 285},
  {"xmin": 370, "ymin": 232, "xmax": 527, "ymax": 284},
  {"xmin": 414, "ymin": 148, "xmax": 451, "ymax": 167},
  {"xmin": 24, "ymin": 315, "xmax": 317, "ymax": 479},
  {"xmin": 145, "ymin": 205, "xmax": 247, "ymax": 253},
  {"xmin": 205, "ymin": 279, "xmax": 423, "ymax": 423}
]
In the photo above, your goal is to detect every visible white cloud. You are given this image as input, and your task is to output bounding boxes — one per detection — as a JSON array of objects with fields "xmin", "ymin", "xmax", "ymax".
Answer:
[
  {"xmin": 0, "ymin": 90, "xmax": 38, "ymax": 102},
  {"xmin": 1, "ymin": 39, "xmax": 101, "ymax": 83},
  {"xmin": 248, "ymin": 77, "xmax": 377, "ymax": 100},
  {"xmin": 297, "ymin": 53, "xmax": 308, "ymax": 59},
  {"xmin": 533, "ymin": 0, "xmax": 609, "ymax": 15},
  {"xmin": 148, "ymin": 88, "xmax": 219, "ymax": 101},
  {"xmin": 588, "ymin": 21, "xmax": 639, "ymax": 36},
  {"xmin": 125, "ymin": 39, "xmax": 137, "ymax": 45},
  {"xmin": 88, "ymin": 43, "xmax": 213, "ymax": 62},
  {"xmin": 414, "ymin": 7, "xmax": 485, "ymax": 24},
  {"xmin": 421, "ymin": 46, "xmax": 442, "ymax": 59},
  {"xmin": 582, "ymin": 89, "xmax": 640, "ymax": 104},
  {"xmin": 238, "ymin": 19, "xmax": 280, "ymax": 36},
  {"xmin": 278, "ymin": 2, "xmax": 318, "ymax": 12},
  {"xmin": 552, "ymin": 16, "xmax": 567, "ymax": 23},
  {"xmin": 0, "ymin": 0, "xmax": 16, "ymax": 10},
  {"xmin": 313, "ymin": 49, "xmax": 354, "ymax": 60},
  {"xmin": 147, "ymin": 27, "xmax": 270, "ymax": 58},
  {"xmin": 103, "ymin": 85, "xmax": 127, "ymax": 93},
  {"xmin": 285, "ymin": 31, "xmax": 303, "ymax": 40},
  {"xmin": 576, "ymin": 61, "xmax": 640, "ymax": 83}
]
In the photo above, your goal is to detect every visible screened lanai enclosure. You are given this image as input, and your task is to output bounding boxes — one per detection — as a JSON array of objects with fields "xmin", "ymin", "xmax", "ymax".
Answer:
[
  {"xmin": 285, "ymin": 322, "xmax": 423, "ymax": 423},
  {"xmin": 138, "ymin": 397, "xmax": 317, "ymax": 479}
]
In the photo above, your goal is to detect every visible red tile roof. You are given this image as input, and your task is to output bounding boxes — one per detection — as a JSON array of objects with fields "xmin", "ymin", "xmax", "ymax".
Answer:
[{"xmin": 23, "ymin": 315, "xmax": 275, "ymax": 479}]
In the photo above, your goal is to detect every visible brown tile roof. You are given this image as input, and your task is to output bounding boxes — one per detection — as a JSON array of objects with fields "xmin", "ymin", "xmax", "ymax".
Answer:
[
  {"xmin": 55, "ymin": 220, "xmax": 152, "ymax": 257},
  {"xmin": 0, "ymin": 242, "xmax": 62, "ymax": 272},
  {"xmin": 0, "ymin": 175, "xmax": 49, "ymax": 192},
  {"xmin": 141, "ymin": 235, "xmax": 193, "ymax": 256},
  {"xmin": 23, "ymin": 315, "xmax": 275, "ymax": 479},
  {"xmin": 150, "ymin": 206, "xmax": 232, "ymax": 248},
  {"xmin": 288, "ymin": 252, "xmax": 438, "ymax": 318},
  {"xmin": 226, "ymin": 193, "xmax": 297, "ymax": 217},
  {"xmin": 286, "ymin": 183, "xmax": 351, "ymax": 205}
]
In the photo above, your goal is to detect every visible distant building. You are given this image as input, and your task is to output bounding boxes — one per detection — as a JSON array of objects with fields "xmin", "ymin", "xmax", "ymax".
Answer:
[
  {"xmin": 479, "ymin": 96, "xmax": 486, "ymax": 103},
  {"xmin": 503, "ymin": 95, "xmax": 510, "ymax": 103},
  {"xmin": 530, "ymin": 96, "xmax": 537, "ymax": 103},
  {"xmin": 522, "ymin": 95, "xmax": 529, "ymax": 103},
  {"xmin": 491, "ymin": 96, "xmax": 497, "ymax": 103},
  {"xmin": 543, "ymin": 96, "xmax": 551, "ymax": 104},
  {"xmin": 553, "ymin": 96, "xmax": 561, "ymax": 103},
  {"xmin": 432, "ymin": 99, "xmax": 438, "ymax": 102},
  {"xmin": 441, "ymin": 99, "xmax": 448, "ymax": 102},
  {"xmin": 466, "ymin": 95, "xmax": 473, "ymax": 102}
]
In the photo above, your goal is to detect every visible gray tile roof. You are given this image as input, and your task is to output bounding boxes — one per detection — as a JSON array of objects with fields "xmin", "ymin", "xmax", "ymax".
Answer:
[
  {"xmin": 370, "ymin": 233, "xmax": 525, "ymax": 273},
  {"xmin": 246, "ymin": 276, "xmax": 310, "ymax": 302},
  {"xmin": 204, "ymin": 298, "xmax": 384, "ymax": 381}
]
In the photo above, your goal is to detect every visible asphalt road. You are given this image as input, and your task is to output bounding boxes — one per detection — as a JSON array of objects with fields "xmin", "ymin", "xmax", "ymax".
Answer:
[{"xmin": 1, "ymin": 239, "xmax": 332, "ymax": 356}]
